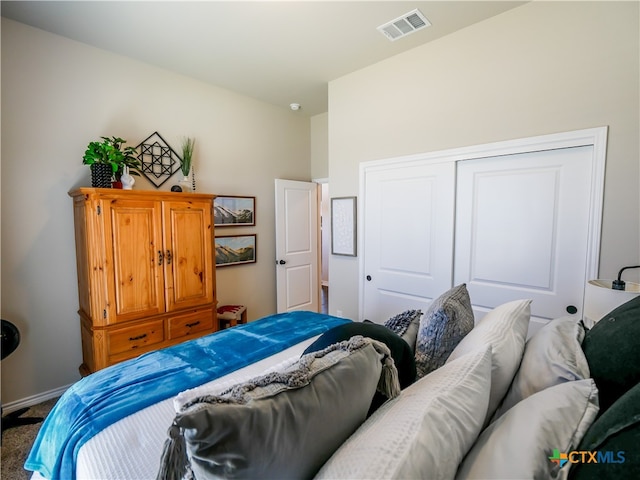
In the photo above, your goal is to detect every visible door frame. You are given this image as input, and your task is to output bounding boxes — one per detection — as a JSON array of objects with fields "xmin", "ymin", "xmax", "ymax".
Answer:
[
  {"xmin": 358, "ymin": 126, "xmax": 608, "ymax": 319},
  {"xmin": 313, "ymin": 178, "xmax": 330, "ymax": 289}
]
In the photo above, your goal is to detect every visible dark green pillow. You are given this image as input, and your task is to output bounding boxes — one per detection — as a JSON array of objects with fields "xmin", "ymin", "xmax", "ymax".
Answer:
[
  {"xmin": 303, "ymin": 322, "xmax": 417, "ymax": 414},
  {"xmin": 303, "ymin": 321, "xmax": 416, "ymax": 389},
  {"xmin": 581, "ymin": 296, "xmax": 640, "ymax": 413},
  {"xmin": 569, "ymin": 382, "xmax": 640, "ymax": 479}
]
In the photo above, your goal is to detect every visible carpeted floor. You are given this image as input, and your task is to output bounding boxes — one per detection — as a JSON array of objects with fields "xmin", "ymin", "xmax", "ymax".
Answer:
[{"xmin": 1, "ymin": 398, "xmax": 58, "ymax": 480}]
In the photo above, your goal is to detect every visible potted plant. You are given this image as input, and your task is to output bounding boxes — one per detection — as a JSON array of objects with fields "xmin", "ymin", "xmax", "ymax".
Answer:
[
  {"xmin": 83, "ymin": 136, "xmax": 140, "ymax": 188},
  {"xmin": 179, "ymin": 137, "xmax": 195, "ymax": 192}
]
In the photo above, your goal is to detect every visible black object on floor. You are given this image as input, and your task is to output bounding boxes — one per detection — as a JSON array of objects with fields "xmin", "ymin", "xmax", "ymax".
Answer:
[
  {"xmin": 1, "ymin": 319, "xmax": 44, "ymax": 437},
  {"xmin": 2, "ymin": 407, "xmax": 43, "ymax": 431}
]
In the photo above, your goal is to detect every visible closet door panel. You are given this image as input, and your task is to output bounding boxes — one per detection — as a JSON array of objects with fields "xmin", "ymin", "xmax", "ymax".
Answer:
[
  {"xmin": 362, "ymin": 162, "xmax": 455, "ymax": 322},
  {"xmin": 454, "ymin": 146, "xmax": 593, "ymax": 326}
]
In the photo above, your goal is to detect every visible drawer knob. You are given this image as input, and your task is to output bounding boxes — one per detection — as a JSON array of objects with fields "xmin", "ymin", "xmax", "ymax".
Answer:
[{"xmin": 186, "ymin": 321, "xmax": 201, "ymax": 328}]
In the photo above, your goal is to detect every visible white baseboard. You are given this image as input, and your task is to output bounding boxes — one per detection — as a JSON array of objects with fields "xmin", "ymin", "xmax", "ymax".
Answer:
[{"xmin": 2, "ymin": 384, "xmax": 72, "ymax": 414}]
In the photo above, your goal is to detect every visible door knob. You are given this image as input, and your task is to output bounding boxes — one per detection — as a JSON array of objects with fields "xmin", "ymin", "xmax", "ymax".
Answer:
[
  {"xmin": 366, "ymin": 275, "xmax": 372, "ymax": 281},
  {"xmin": 278, "ymin": 260, "xmax": 286, "ymax": 265},
  {"xmin": 566, "ymin": 305, "xmax": 578, "ymax": 314}
]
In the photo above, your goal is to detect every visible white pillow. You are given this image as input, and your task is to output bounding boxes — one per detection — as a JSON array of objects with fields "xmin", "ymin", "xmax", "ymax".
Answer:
[
  {"xmin": 455, "ymin": 379, "xmax": 599, "ymax": 480},
  {"xmin": 315, "ymin": 346, "xmax": 492, "ymax": 480},
  {"xmin": 491, "ymin": 316, "xmax": 590, "ymax": 421},
  {"xmin": 446, "ymin": 299, "xmax": 531, "ymax": 424}
]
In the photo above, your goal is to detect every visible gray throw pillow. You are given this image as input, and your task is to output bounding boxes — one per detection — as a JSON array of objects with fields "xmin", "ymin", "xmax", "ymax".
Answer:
[
  {"xmin": 385, "ymin": 310, "xmax": 422, "ymax": 353},
  {"xmin": 415, "ymin": 284, "xmax": 474, "ymax": 378},
  {"xmin": 157, "ymin": 336, "xmax": 400, "ymax": 480},
  {"xmin": 456, "ymin": 379, "xmax": 599, "ymax": 480},
  {"xmin": 401, "ymin": 314, "xmax": 421, "ymax": 352},
  {"xmin": 491, "ymin": 316, "xmax": 590, "ymax": 421}
]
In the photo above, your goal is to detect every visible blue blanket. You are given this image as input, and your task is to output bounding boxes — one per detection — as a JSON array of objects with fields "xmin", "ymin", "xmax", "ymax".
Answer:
[{"xmin": 25, "ymin": 311, "xmax": 350, "ymax": 480}]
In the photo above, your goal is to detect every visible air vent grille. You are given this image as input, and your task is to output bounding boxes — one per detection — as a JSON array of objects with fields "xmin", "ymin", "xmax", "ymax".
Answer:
[{"xmin": 377, "ymin": 9, "xmax": 431, "ymax": 42}]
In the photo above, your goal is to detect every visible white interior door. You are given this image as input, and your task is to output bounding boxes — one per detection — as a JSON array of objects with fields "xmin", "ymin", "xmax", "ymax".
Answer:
[
  {"xmin": 362, "ymin": 162, "xmax": 456, "ymax": 322},
  {"xmin": 275, "ymin": 179, "xmax": 319, "ymax": 313},
  {"xmin": 454, "ymin": 146, "xmax": 594, "ymax": 332}
]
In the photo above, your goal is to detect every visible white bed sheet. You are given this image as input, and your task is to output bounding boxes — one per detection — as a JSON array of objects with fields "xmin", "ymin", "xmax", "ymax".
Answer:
[{"xmin": 31, "ymin": 336, "xmax": 319, "ymax": 480}]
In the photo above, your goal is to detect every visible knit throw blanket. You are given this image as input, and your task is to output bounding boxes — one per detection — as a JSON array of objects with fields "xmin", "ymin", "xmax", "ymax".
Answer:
[
  {"xmin": 383, "ymin": 309, "xmax": 423, "ymax": 336},
  {"xmin": 24, "ymin": 311, "xmax": 351, "ymax": 480}
]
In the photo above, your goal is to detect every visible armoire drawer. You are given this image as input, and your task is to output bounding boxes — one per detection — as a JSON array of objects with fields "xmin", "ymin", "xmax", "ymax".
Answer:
[
  {"xmin": 107, "ymin": 319, "xmax": 165, "ymax": 356},
  {"xmin": 167, "ymin": 309, "xmax": 214, "ymax": 340}
]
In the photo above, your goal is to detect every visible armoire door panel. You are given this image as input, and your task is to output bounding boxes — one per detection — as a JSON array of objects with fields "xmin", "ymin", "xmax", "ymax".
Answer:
[
  {"xmin": 163, "ymin": 200, "xmax": 214, "ymax": 311},
  {"xmin": 104, "ymin": 199, "xmax": 165, "ymax": 323},
  {"xmin": 454, "ymin": 146, "xmax": 593, "ymax": 322},
  {"xmin": 362, "ymin": 162, "xmax": 455, "ymax": 322}
]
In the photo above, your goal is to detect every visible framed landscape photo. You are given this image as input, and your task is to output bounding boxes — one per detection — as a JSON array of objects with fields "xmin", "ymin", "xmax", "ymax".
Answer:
[
  {"xmin": 214, "ymin": 195, "xmax": 256, "ymax": 227},
  {"xmin": 331, "ymin": 196, "xmax": 357, "ymax": 256},
  {"xmin": 215, "ymin": 234, "xmax": 257, "ymax": 267}
]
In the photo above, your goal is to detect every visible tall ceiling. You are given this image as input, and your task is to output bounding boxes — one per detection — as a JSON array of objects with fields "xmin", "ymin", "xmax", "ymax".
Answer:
[{"xmin": 1, "ymin": 1, "xmax": 526, "ymax": 116}]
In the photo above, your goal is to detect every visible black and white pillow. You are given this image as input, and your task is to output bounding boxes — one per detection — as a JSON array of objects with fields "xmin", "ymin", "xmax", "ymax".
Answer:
[{"xmin": 384, "ymin": 309, "xmax": 422, "ymax": 336}]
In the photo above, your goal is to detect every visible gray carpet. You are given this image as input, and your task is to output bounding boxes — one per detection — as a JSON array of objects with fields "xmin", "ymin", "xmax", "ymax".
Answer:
[{"xmin": 1, "ymin": 398, "xmax": 58, "ymax": 480}]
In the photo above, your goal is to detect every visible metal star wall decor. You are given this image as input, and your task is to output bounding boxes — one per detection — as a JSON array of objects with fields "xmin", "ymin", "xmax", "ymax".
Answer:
[{"xmin": 136, "ymin": 131, "xmax": 182, "ymax": 188}]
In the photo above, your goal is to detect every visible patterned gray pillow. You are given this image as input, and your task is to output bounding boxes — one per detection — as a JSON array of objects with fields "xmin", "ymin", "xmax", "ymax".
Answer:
[{"xmin": 415, "ymin": 284, "xmax": 474, "ymax": 378}]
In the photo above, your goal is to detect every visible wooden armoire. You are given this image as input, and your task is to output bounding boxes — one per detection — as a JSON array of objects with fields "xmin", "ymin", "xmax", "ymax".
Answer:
[{"xmin": 69, "ymin": 188, "xmax": 217, "ymax": 375}]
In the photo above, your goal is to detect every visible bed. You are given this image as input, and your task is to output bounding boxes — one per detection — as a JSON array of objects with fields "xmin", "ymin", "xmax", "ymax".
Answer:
[{"xmin": 25, "ymin": 288, "xmax": 640, "ymax": 480}]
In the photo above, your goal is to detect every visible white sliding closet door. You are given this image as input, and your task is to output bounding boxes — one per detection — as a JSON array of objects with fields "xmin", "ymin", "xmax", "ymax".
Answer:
[
  {"xmin": 454, "ymin": 146, "xmax": 594, "ymax": 331},
  {"xmin": 362, "ymin": 162, "xmax": 455, "ymax": 322},
  {"xmin": 360, "ymin": 127, "xmax": 606, "ymax": 334}
]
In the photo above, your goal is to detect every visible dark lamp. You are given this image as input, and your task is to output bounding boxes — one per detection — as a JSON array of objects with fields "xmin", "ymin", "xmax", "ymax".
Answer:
[{"xmin": 611, "ymin": 265, "xmax": 640, "ymax": 290}]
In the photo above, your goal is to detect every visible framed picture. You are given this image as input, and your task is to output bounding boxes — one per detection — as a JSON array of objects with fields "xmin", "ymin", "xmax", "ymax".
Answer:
[
  {"xmin": 215, "ymin": 234, "xmax": 257, "ymax": 267},
  {"xmin": 331, "ymin": 196, "xmax": 357, "ymax": 256},
  {"xmin": 214, "ymin": 195, "xmax": 256, "ymax": 226}
]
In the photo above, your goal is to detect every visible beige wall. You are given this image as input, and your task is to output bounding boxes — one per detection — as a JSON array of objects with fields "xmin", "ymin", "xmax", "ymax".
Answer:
[
  {"xmin": 328, "ymin": 2, "xmax": 640, "ymax": 320},
  {"xmin": 1, "ymin": 18, "xmax": 311, "ymax": 404},
  {"xmin": 311, "ymin": 113, "xmax": 330, "ymax": 286},
  {"xmin": 310, "ymin": 113, "xmax": 329, "ymax": 180}
]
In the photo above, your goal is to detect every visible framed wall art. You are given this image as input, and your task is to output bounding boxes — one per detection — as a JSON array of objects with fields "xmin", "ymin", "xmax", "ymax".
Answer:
[
  {"xmin": 331, "ymin": 196, "xmax": 357, "ymax": 256},
  {"xmin": 215, "ymin": 234, "xmax": 257, "ymax": 267},
  {"xmin": 214, "ymin": 195, "xmax": 256, "ymax": 227}
]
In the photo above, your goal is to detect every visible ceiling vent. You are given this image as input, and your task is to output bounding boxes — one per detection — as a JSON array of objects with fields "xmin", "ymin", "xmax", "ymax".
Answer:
[{"xmin": 377, "ymin": 9, "xmax": 431, "ymax": 42}]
